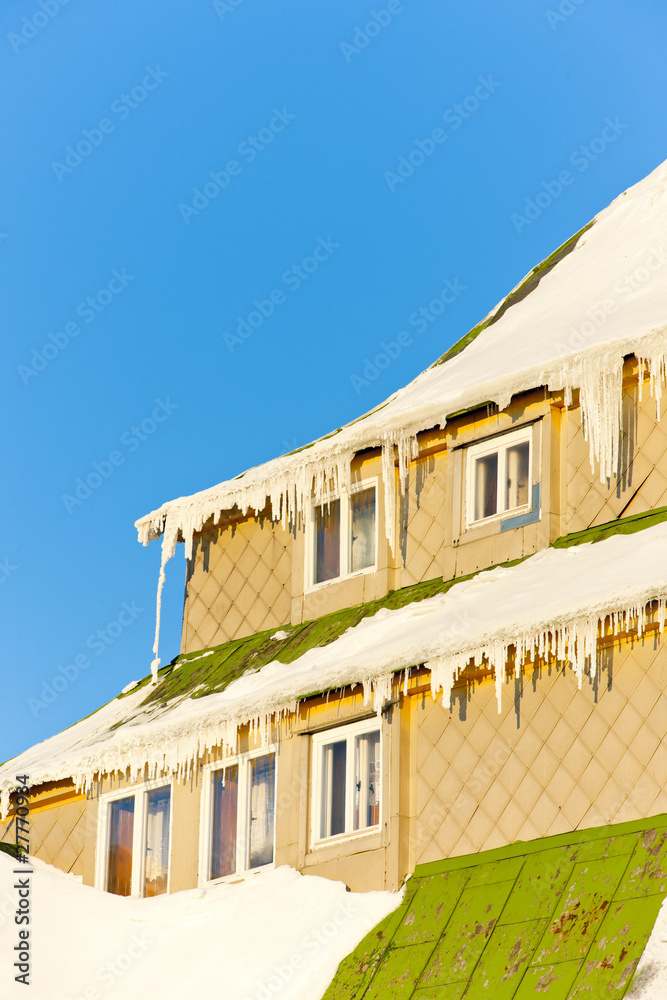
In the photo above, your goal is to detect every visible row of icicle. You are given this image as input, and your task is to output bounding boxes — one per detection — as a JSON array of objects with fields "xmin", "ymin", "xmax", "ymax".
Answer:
[
  {"xmin": 51, "ymin": 596, "xmax": 665, "ymax": 807},
  {"xmin": 142, "ymin": 349, "xmax": 666, "ymax": 683}
]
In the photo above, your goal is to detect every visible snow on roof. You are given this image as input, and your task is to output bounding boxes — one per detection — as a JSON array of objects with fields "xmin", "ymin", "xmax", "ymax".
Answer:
[
  {"xmin": 0, "ymin": 853, "xmax": 400, "ymax": 1000},
  {"xmin": 2, "ymin": 521, "xmax": 665, "ymax": 811},
  {"xmin": 135, "ymin": 160, "xmax": 667, "ymax": 679}
]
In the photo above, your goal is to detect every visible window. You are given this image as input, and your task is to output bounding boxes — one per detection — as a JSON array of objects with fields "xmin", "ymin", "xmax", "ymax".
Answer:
[
  {"xmin": 310, "ymin": 482, "xmax": 377, "ymax": 587},
  {"xmin": 466, "ymin": 427, "xmax": 532, "ymax": 525},
  {"xmin": 200, "ymin": 749, "xmax": 276, "ymax": 884},
  {"xmin": 97, "ymin": 781, "xmax": 171, "ymax": 897},
  {"xmin": 311, "ymin": 718, "xmax": 381, "ymax": 846}
]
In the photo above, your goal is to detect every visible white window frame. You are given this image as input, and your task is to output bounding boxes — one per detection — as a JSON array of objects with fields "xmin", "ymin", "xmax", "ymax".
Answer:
[
  {"xmin": 95, "ymin": 777, "xmax": 173, "ymax": 897},
  {"xmin": 198, "ymin": 746, "xmax": 277, "ymax": 886},
  {"xmin": 465, "ymin": 425, "xmax": 533, "ymax": 527},
  {"xmin": 306, "ymin": 477, "xmax": 379, "ymax": 591},
  {"xmin": 310, "ymin": 717, "xmax": 382, "ymax": 850}
]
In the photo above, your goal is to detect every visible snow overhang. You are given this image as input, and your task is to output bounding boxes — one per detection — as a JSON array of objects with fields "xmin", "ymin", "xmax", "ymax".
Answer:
[{"xmin": 2, "ymin": 520, "xmax": 665, "ymax": 812}]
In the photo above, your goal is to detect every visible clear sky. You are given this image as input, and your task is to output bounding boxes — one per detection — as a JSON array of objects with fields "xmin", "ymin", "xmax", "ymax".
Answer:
[{"xmin": 1, "ymin": 0, "xmax": 666, "ymax": 764}]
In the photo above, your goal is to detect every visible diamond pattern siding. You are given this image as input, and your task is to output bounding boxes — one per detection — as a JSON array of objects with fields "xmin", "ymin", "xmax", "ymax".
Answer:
[
  {"xmin": 401, "ymin": 454, "xmax": 448, "ymax": 588},
  {"xmin": 565, "ymin": 388, "xmax": 667, "ymax": 533},
  {"xmin": 0, "ymin": 797, "xmax": 87, "ymax": 877},
  {"xmin": 182, "ymin": 515, "xmax": 292, "ymax": 653},
  {"xmin": 415, "ymin": 637, "xmax": 666, "ymax": 865}
]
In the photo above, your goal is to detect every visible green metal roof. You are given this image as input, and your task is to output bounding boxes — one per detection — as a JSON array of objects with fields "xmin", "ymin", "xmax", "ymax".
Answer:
[
  {"xmin": 552, "ymin": 504, "xmax": 667, "ymax": 548},
  {"xmin": 322, "ymin": 814, "xmax": 667, "ymax": 1000}
]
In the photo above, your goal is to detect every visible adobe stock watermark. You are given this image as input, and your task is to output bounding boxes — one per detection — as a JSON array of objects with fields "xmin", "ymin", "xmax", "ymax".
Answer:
[
  {"xmin": 339, "ymin": 0, "xmax": 414, "ymax": 63},
  {"xmin": 384, "ymin": 75, "xmax": 501, "ymax": 192},
  {"xmin": 17, "ymin": 268, "xmax": 135, "ymax": 386},
  {"xmin": 349, "ymin": 276, "xmax": 467, "ymax": 394},
  {"xmin": 223, "ymin": 236, "xmax": 339, "ymax": 352},
  {"xmin": 51, "ymin": 66, "xmax": 169, "ymax": 181},
  {"xmin": 61, "ymin": 397, "xmax": 179, "ymax": 514},
  {"xmin": 7, "ymin": 0, "xmax": 72, "ymax": 54},
  {"xmin": 213, "ymin": 0, "xmax": 248, "ymax": 19},
  {"xmin": 0, "ymin": 558, "xmax": 18, "ymax": 584},
  {"xmin": 179, "ymin": 107, "xmax": 296, "ymax": 224},
  {"xmin": 27, "ymin": 600, "xmax": 144, "ymax": 716},
  {"xmin": 545, "ymin": 0, "xmax": 586, "ymax": 30},
  {"xmin": 511, "ymin": 117, "xmax": 628, "ymax": 233}
]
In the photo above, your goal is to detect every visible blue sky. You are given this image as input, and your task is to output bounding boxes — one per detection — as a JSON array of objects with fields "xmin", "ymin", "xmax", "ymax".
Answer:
[{"xmin": 1, "ymin": 0, "xmax": 665, "ymax": 764}]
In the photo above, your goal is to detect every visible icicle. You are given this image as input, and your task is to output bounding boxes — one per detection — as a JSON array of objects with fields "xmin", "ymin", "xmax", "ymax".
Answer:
[
  {"xmin": 381, "ymin": 440, "xmax": 397, "ymax": 557},
  {"xmin": 361, "ymin": 678, "xmax": 374, "ymax": 707},
  {"xmin": 371, "ymin": 673, "xmax": 393, "ymax": 715}
]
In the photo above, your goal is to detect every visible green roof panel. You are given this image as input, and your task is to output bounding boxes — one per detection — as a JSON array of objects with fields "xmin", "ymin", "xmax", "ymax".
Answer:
[{"xmin": 321, "ymin": 815, "xmax": 667, "ymax": 1000}]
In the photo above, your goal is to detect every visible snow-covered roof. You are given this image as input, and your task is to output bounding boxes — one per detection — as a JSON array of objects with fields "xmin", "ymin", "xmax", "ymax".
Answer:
[
  {"xmin": 2, "ymin": 521, "xmax": 665, "ymax": 810},
  {"xmin": 135, "ymin": 160, "xmax": 667, "ymax": 679}
]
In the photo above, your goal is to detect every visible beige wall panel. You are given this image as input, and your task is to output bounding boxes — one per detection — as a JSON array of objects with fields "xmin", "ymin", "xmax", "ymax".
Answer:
[
  {"xmin": 301, "ymin": 847, "xmax": 386, "ymax": 892},
  {"xmin": 0, "ymin": 796, "xmax": 88, "ymax": 877},
  {"xmin": 400, "ymin": 452, "xmax": 448, "ymax": 587},
  {"xmin": 565, "ymin": 387, "xmax": 667, "ymax": 533},
  {"xmin": 182, "ymin": 514, "xmax": 293, "ymax": 653},
  {"xmin": 169, "ymin": 776, "xmax": 201, "ymax": 892},
  {"xmin": 414, "ymin": 633, "xmax": 666, "ymax": 866}
]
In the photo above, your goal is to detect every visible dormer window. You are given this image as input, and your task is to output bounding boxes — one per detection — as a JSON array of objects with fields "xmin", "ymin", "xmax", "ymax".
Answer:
[
  {"xmin": 310, "ymin": 481, "xmax": 377, "ymax": 587},
  {"xmin": 466, "ymin": 427, "xmax": 533, "ymax": 526}
]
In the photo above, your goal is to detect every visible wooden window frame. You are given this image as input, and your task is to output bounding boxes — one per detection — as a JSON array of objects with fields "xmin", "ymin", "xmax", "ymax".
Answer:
[
  {"xmin": 310, "ymin": 717, "xmax": 382, "ymax": 850},
  {"xmin": 305, "ymin": 478, "xmax": 379, "ymax": 592},
  {"xmin": 198, "ymin": 746, "xmax": 277, "ymax": 887},
  {"xmin": 465, "ymin": 425, "xmax": 534, "ymax": 528},
  {"xmin": 95, "ymin": 778, "xmax": 173, "ymax": 897}
]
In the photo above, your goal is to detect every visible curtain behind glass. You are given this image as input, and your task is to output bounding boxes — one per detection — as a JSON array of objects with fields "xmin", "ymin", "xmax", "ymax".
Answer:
[
  {"xmin": 144, "ymin": 787, "xmax": 171, "ymax": 897},
  {"xmin": 315, "ymin": 499, "xmax": 340, "ymax": 583},
  {"xmin": 320, "ymin": 740, "xmax": 346, "ymax": 838},
  {"xmin": 505, "ymin": 442, "xmax": 530, "ymax": 510},
  {"xmin": 106, "ymin": 797, "xmax": 134, "ymax": 896},
  {"xmin": 474, "ymin": 453, "xmax": 498, "ymax": 520},
  {"xmin": 350, "ymin": 487, "xmax": 375, "ymax": 572},
  {"xmin": 248, "ymin": 754, "xmax": 276, "ymax": 869},
  {"xmin": 210, "ymin": 765, "xmax": 238, "ymax": 879},
  {"xmin": 354, "ymin": 731, "xmax": 380, "ymax": 830}
]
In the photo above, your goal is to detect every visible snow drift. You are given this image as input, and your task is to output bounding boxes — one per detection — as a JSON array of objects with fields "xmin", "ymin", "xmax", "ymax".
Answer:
[{"xmin": 0, "ymin": 853, "xmax": 400, "ymax": 1000}]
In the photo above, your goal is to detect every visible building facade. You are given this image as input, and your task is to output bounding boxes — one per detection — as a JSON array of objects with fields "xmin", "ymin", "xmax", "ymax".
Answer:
[{"xmin": 1, "ymin": 167, "xmax": 666, "ymax": 946}]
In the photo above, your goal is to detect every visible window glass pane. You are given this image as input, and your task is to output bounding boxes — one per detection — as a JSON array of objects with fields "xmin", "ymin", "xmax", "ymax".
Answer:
[
  {"xmin": 106, "ymin": 797, "xmax": 134, "ymax": 896},
  {"xmin": 354, "ymin": 731, "xmax": 380, "ymax": 831},
  {"xmin": 315, "ymin": 499, "xmax": 340, "ymax": 583},
  {"xmin": 505, "ymin": 442, "xmax": 530, "ymax": 511},
  {"xmin": 210, "ymin": 765, "xmax": 238, "ymax": 879},
  {"xmin": 248, "ymin": 754, "xmax": 276, "ymax": 870},
  {"xmin": 320, "ymin": 739, "xmax": 346, "ymax": 838},
  {"xmin": 350, "ymin": 487, "xmax": 376, "ymax": 572},
  {"xmin": 474, "ymin": 452, "xmax": 498, "ymax": 520},
  {"xmin": 144, "ymin": 787, "xmax": 171, "ymax": 897}
]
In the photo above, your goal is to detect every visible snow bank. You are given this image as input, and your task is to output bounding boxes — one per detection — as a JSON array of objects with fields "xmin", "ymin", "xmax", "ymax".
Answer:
[
  {"xmin": 627, "ymin": 895, "xmax": 667, "ymax": 999},
  {"xmin": 1, "ymin": 522, "xmax": 665, "ymax": 809},
  {"xmin": 136, "ymin": 160, "xmax": 667, "ymax": 679},
  {"xmin": 0, "ymin": 852, "xmax": 400, "ymax": 1000}
]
